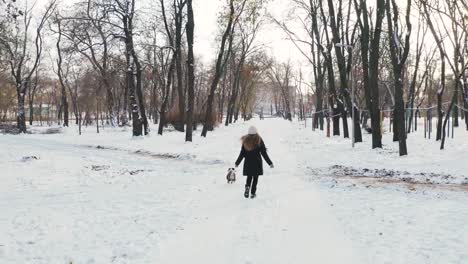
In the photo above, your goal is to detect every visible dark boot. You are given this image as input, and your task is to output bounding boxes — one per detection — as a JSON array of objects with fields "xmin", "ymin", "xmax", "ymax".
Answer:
[{"xmin": 244, "ymin": 186, "xmax": 250, "ymax": 198}]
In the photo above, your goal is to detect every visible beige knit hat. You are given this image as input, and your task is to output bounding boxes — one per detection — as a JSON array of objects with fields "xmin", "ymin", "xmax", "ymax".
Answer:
[{"xmin": 248, "ymin": 126, "xmax": 258, "ymax": 135}]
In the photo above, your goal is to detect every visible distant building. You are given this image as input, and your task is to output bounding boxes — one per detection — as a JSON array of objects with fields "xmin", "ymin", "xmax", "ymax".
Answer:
[{"xmin": 25, "ymin": 104, "xmax": 57, "ymax": 119}]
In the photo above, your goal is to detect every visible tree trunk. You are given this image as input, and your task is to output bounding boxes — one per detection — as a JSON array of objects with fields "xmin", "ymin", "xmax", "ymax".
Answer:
[
  {"xmin": 128, "ymin": 66, "xmax": 142, "ymax": 136},
  {"xmin": 327, "ymin": 0, "xmax": 360, "ymax": 140},
  {"xmin": 158, "ymin": 57, "xmax": 175, "ymax": 135},
  {"xmin": 453, "ymin": 79, "xmax": 459, "ymax": 127},
  {"xmin": 16, "ymin": 91, "xmax": 26, "ymax": 133},
  {"xmin": 313, "ymin": 75, "xmax": 325, "ymax": 130},
  {"xmin": 126, "ymin": 48, "xmax": 142, "ymax": 136},
  {"xmin": 463, "ymin": 74, "xmax": 468, "ymax": 130},
  {"xmin": 134, "ymin": 57, "xmax": 149, "ymax": 135},
  {"xmin": 325, "ymin": 62, "xmax": 340, "ymax": 136},
  {"xmin": 394, "ymin": 70, "xmax": 407, "ymax": 155},
  {"xmin": 96, "ymin": 98, "xmax": 100, "ymax": 134},
  {"xmin": 441, "ymin": 94, "xmax": 457, "ymax": 149},
  {"xmin": 436, "ymin": 55, "xmax": 445, "ymax": 141},
  {"xmin": 122, "ymin": 0, "xmax": 146, "ymax": 136},
  {"xmin": 121, "ymin": 80, "xmax": 129, "ymax": 126},
  {"xmin": 62, "ymin": 89, "xmax": 69, "ymax": 127},
  {"xmin": 101, "ymin": 74, "xmax": 115, "ymax": 126},
  {"xmin": 174, "ymin": 0, "xmax": 186, "ymax": 132},
  {"xmin": 29, "ymin": 98, "xmax": 34, "ymax": 126},
  {"xmin": 152, "ymin": 87, "xmax": 159, "ymax": 125},
  {"xmin": 185, "ymin": 0, "xmax": 195, "ymax": 142},
  {"xmin": 226, "ymin": 60, "xmax": 243, "ymax": 126}
]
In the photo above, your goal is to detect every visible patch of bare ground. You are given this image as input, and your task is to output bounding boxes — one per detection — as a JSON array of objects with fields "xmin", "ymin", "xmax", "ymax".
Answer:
[
  {"xmin": 308, "ymin": 165, "xmax": 468, "ymax": 192},
  {"xmin": 0, "ymin": 125, "xmax": 62, "ymax": 134},
  {"xmin": 83, "ymin": 144, "xmax": 187, "ymax": 159},
  {"xmin": 83, "ymin": 144, "xmax": 223, "ymax": 165},
  {"xmin": 0, "ymin": 124, "xmax": 22, "ymax": 134},
  {"xmin": 331, "ymin": 175, "xmax": 468, "ymax": 192}
]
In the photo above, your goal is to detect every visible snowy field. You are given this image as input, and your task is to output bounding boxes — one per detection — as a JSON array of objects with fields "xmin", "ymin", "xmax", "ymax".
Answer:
[{"xmin": 1, "ymin": 118, "xmax": 467, "ymax": 264}]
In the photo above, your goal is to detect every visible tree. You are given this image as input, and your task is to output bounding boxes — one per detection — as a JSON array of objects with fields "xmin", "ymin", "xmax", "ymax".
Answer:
[
  {"xmin": 354, "ymin": 0, "xmax": 386, "ymax": 148},
  {"xmin": 406, "ymin": 16, "xmax": 427, "ymax": 134},
  {"xmin": 312, "ymin": 0, "xmax": 340, "ymax": 135},
  {"xmin": 54, "ymin": 13, "xmax": 69, "ymax": 127},
  {"xmin": 185, "ymin": 0, "xmax": 195, "ymax": 141},
  {"xmin": 421, "ymin": 0, "xmax": 468, "ymax": 148},
  {"xmin": 174, "ymin": 0, "xmax": 187, "ymax": 132},
  {"xmin": 158, "ymin": 0, "xmax": 177, "ymax": 135},
  {"xmin": 201, "ymin": 0, "xmax": 245, "ymax": 137},
  {"xmin": 60, "ymin": 0, "xmax": 119, "ymax": 127},
  {"xmin": 225, "ymin": 0, "xmax": 264, "ymax": 126},
  {"xmin": 269, "ymin": 61, "xmax": 294, "ymax": 121},
  {"xmin": 0, "ymin": 0, "xmax": 56, "ymax": 133},
  {"xmin": 27, "ymin": 68, "xmax": 40, "ymax": 125},
  {"xmin": 386, "ymin": 0, "xmax": 412, "ymax": 156},
  {"xmin": 116, "ymin": 0, "xmax": 149, "ymax": 136},
  {"xmin": 326, "ymin": 0, "xmax": 363, "ymax": 142}
]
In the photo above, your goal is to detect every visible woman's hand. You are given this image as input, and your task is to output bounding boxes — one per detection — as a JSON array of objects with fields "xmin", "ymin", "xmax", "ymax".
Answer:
[{"xmin": 269, "ymin": 164, "xmax": 274, "ymax": 168}]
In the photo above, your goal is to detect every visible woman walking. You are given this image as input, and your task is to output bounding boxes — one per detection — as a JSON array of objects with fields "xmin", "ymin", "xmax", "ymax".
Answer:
[{"xmin": 235, "ymin": 126, "xmax": 274, "ymax": 198}]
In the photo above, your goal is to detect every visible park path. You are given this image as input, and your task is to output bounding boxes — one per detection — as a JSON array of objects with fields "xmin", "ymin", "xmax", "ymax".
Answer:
[{"xmin": 155, "ymin": 119, "xmax": 362, "ymax": 264}]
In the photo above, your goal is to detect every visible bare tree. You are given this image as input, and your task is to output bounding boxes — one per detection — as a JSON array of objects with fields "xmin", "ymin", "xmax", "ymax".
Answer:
[
  {"xmin": 225, "ymin": 0, "xmax": 264, "ymax": 126},
  {"xmin": 158, "ymin": 0, "xmax": 177, "ymax": 135},
  {"xmin": 421, "ymin": 0, "xmax": 468, "ymax": 148},
  {"xmin": 406, "ymin": 15, "xmax": 427, "ymax": 134},
  {"xmin": 386, "ymin": 0, "xmax": 412, "ymax": 156},
  {"xmin": 326, "ymin": 0, "xmax": 363, "ymax": 142},
  {"xmin": 354, "ymin": 0, "xmax": 386, "ymax": 148},
  {"xmin": 174, "ymin": 0, "xmax": 187, "ymax": 132},
  {"xmin": 269, "ymin": 61, "xmax": 294, "ymax": 121},
  {"xmin": 185, "ymin": 0, "xmax": 195, "ymax": 141},
  {"xmin": 27, "ymin": 68, "xmax": 40, "ymax": 125},
  {"xmin": 115, "ymin": 0, "xmax": 149, "ymax": 135},
  {"xmin": 0, "ymin": 0, "xmax": 56, "ymax": 133},
  {"xmin": 201, "ymin": 0, "xmax": 243, "ymax": 137},
  {"xmin": 60, "ymin": 0, "xmax": 120, "ymax": 127},
  {"xmin": 54, "ymin": 13, "xmax": 69, "ymax": 127}
]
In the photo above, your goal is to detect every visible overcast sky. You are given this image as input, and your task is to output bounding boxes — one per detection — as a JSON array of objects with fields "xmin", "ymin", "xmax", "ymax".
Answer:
[
  {"xmin": 193, "ymin": 0, "xmax": 303, "ymax": 64},
  {"xmin": 31, "ymin": 0, "xmax": 305, "ymax": 64},
  {"xmin": 30, "ymin": 0, "xmax": 443, "ymax": 83}
]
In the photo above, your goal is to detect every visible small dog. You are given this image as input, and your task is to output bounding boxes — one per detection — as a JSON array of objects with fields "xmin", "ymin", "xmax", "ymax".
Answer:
[{"xmin": 226, "ymin": 168, "xmax": 236, "ymax": 184}]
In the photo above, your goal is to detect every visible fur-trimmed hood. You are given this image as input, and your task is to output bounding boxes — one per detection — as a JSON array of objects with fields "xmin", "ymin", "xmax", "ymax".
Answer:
[{"xmin": 241, "ymin": 134, "xmax": 262, "ymax": 151}]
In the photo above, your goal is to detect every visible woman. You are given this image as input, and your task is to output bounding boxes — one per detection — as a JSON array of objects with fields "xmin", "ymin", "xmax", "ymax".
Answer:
[{"xmin": 235, "ymin": 126, "xmax": 274, "ymax": 199}]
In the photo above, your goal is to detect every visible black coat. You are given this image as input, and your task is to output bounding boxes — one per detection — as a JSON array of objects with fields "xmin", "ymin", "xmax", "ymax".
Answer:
[{"xmin": 235, "ymin": 140, "xmax": 273, "ymax": 176}]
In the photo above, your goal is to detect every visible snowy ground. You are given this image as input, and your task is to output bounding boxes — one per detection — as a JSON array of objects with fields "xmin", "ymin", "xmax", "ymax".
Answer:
[{"xmin": 1, "ymin": 118, "xmax": 467, "ymax": 263}]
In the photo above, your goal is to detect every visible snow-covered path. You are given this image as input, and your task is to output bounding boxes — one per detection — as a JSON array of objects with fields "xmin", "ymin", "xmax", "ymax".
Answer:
[
  {"xmin": 2, "ymin": 118, "xmax": 468, "ymax": 263},
  {"xmin": 155, "ymin": 120, "xmax": 360, "ymax": 264},
  {"xmin": 1, "ymin": 119, "xmax": 359, "ymax": 263}
]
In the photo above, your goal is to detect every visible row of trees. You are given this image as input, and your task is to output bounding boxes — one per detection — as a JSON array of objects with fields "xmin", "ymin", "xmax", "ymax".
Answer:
[
  {"xmin": 1, "ymin": 0, "xmax": 467, "ymax": 156},
  {"xmin": 276, "ymin": 0, "xmax": 468, "ymax": 155},
  {"xmin": 1, "ymin": 0, "xmax": 286, "ymax": 141}
]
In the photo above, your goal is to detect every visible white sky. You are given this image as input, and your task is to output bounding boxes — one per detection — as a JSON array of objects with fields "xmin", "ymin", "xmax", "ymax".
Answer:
[
  {"xmin": 29, "ymin": 0, "xmax": 447, "ymax": 84},
  {"xmin": 193, "ymin": 0, "xmax": 305, "ymax": 64},
  {"xmin": 30, "ymin": 0, "xmax": 306, "ymax": 64}
]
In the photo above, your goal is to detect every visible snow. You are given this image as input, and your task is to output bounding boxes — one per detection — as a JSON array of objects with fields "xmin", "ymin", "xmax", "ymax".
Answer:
[
  {"xmin": 314, "ymin": 180, "xmax": 468, "ymax": 264},
  {"xmin": 1, "ymin": 118, "xmax": 468, "ymax": 263}
]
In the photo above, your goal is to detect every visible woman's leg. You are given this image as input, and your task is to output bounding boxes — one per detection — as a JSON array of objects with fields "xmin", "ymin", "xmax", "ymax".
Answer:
[
  {"xmin": 246, "ymin": 175, "xmax": 253, "ymax": 188},
  {"xmin": 245, "ymin": 175, "xmax": 253, "ymax": 198},
  {"xmin": 251, "ymin": 175, "xmax": 259, "ymax": 195}
]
